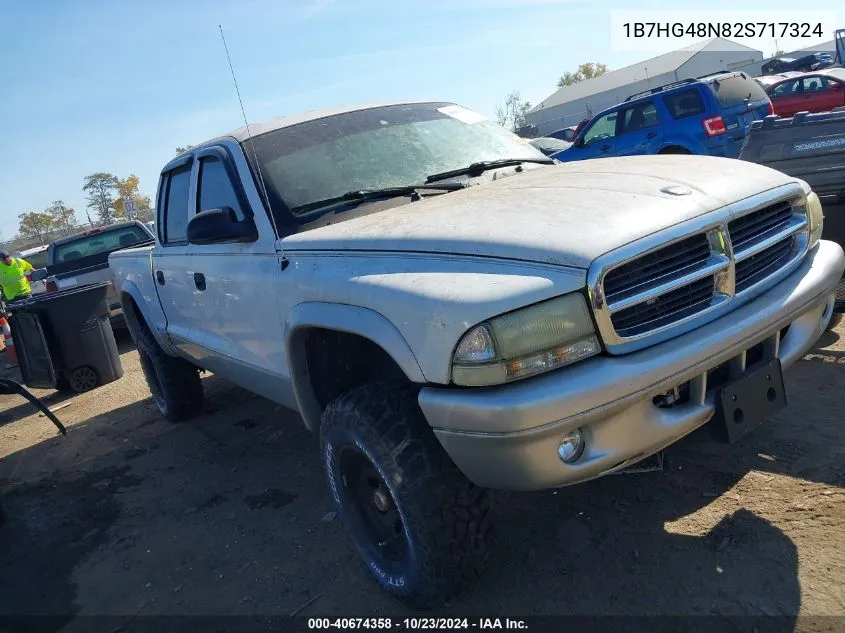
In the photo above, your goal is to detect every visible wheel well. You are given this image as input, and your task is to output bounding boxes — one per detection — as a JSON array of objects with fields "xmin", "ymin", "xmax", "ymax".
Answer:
[
  {"xmin": 659, "ymin": 145, "xmax": 691, "ymax": 154},
  {"xmin": 120, "ymin": 292, "xmax": 146, "ymax": 340},
  {"xmin": 304, "ymin": 329, "xmax": 411, "ymax": 413}
]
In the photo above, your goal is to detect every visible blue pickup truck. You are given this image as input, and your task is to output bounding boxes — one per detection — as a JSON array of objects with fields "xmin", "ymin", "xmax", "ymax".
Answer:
[{"xmin": 554, "ymin": 71, "xmax": 773, "ymax": 162}]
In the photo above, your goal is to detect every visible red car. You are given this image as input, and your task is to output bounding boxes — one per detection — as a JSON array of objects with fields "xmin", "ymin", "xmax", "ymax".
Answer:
[{"xmin": 766, "ymin": 69, "xmax": 845, "ymax": 117}]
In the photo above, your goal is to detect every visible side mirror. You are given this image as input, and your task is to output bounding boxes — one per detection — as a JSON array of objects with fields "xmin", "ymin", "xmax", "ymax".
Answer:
[
  {"xmin": 30, "ymin": 268, "xmax": 48, "ymax": 282},
  {"xmin": 573, "ymin": 136, "xmax": 585, "ymax": 148},
  {"xmin": 187, "ymin": 207, "xmax": 258, "ymax": 245}
]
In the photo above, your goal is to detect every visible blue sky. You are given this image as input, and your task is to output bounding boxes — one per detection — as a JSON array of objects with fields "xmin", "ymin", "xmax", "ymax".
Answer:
[{"xmin": 0, "ymin": 0, "xmax": 838, "ymax": 238}]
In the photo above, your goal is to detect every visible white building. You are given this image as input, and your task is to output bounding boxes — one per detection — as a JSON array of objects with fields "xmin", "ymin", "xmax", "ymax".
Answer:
[
  {"xmin": 525, "ymin": 38, "xmax": 763, "ymax": 136},
  {"xmin": 784, "ymin": 39, "xmax": 835, "ymax": 56}
]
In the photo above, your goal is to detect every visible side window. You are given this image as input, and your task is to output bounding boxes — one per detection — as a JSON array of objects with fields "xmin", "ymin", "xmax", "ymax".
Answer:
[
  {"xmin": 771, "ymin": 80, "xmax": 800, "ymax": 97},
  {"xmin": 163, "ymin": 166, "xmax": 192, "ymax": 244},
  {"xmin": 583, "ymin": 112, "xmax": 618, "ymax": 144},
  {"xmin": 664, "ymin": 89, "xmax": 705, "ymax": 119},
  {"xmin": 197, "ymin": 156, "xmax": 243, "ymax": 215},
  {"xmin": 801, "ymin": 76, "xmax": 829, "ymax": 93},
  {"xmin": 620, "ymin": 101, "xmax": 660, "ymax": 134}
]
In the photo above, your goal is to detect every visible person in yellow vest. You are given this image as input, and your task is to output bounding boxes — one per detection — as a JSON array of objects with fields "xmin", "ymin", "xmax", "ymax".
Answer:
[{"xmin": 0, "ymin": 251, "xmax": 34, "ymax": 303}]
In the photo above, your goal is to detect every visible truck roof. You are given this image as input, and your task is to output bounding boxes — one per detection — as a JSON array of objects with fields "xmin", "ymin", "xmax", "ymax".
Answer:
[{"xmin": 190, "ymin": 100, "xmax": 437, "ymax": 150}]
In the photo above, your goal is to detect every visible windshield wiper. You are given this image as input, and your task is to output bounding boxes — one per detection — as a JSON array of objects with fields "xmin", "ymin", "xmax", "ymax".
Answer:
[
  {"xmin": 425, "ymin": 158, "xmax": 554, "ymax": 183},
  {"xmin": 290, "ymin": 183, "xmax": 466, "ymax": 214}
]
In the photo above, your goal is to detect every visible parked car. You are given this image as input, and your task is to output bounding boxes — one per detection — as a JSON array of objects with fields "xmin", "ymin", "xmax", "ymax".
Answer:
[
  {"xmin": 762, "ymin": 53, "xmax": 835, "ymax": 75},
  {"xmin": 44, "ymin": 221, "xmax": 154, "ymax": 328},
  {"xmin": 766, "ymin": 69, "xmax": 845, "ymax": 117},
  {"xmin": 109, "ymin": 100, "xmax": 843, "ymax": 607},
  {"xmin": 527, "ymin": 136, "xmax": 571, "ymax": 156},
  {"xmin": 755, "ymin": 74, "xmax": 790, "ymax": 88},
  {"xmin": 547, "ymin": 125, "xmax": 579, "ymax": 142},
  {"xmin": 14, "ymin": 245, "xmax": 50, "ymax": 294},
  {"xmin": 553, "ymin": 71, "xmax": 772, "ymax": 162}
]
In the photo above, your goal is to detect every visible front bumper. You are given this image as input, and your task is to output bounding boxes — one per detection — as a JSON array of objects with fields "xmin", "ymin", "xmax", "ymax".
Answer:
[{"xmin": 419, "ymin": 240, "xmax": 845, "ymax": 491}]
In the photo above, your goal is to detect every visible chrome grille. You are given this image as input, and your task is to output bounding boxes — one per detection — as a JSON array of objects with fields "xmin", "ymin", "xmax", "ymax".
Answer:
[
  {"xmin": 612, "ymin": 276, "xmax": 715, "ymax": 337},
  {"xmin": 728, "ymin": 200, "xmax": 793, "ymax": 251},
  {"xmin": 588, "ymin": 183, "xmax": 810, "ymax": 354},
  {"xmin": 604, "ymin": 234, "xmax": 710, "ymax": 303},
  {"xmin": 735, "ymin": 235, "xmax": 795, "ymax": 293}
]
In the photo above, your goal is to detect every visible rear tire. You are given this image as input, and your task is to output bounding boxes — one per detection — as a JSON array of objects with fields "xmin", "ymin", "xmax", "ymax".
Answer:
[
  {"xmin": 134, "ymin": 323, "xmax": 203, "ymax": 421},
  {"xmin": 320, "ymin": 382, "xmax": 493, "ymax": 608}
]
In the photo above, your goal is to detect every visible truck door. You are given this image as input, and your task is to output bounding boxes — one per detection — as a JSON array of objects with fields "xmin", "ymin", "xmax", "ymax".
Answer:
[
  {"xmin": 558, "ymin": 111, "xmax": 618, "ymax": 162},
  {"xmin": 769, "ymin": 78, "xmax": 803, "ymax": 117},
  {"xmin": 615, "ymin": 100, "xmax": 662, "ymax": 155},
  {"xmin": 154, "ymin": 160, "xmax": 200, "ymax": 355},
  {"xmin": 185, "ymin": 145, "xmax": 287, "ymax": 399}
]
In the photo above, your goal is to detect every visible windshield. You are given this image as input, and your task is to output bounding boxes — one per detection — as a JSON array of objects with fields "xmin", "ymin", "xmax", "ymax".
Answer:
[
  {"xmin": 247, "ymin": 102, "xmax": 545, "ymax": 221},
  {"xmin": 53, "ymin": 225, "xmax": 152, "ymax": 263}
]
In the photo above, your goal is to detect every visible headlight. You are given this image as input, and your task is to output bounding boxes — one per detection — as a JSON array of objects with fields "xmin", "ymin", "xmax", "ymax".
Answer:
[
  {"xmin": 807, "ymin": 192, "xmax": 824, "ymax": 248},
  {"xmin": 451, "ymin": 293, "xmax": 600, "ymax": 386}
]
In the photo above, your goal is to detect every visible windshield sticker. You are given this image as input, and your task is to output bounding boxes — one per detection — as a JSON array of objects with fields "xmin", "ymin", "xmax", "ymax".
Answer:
[{"xmin": 437, "ymin": 105, "xmax": 487, "ymax": 125}]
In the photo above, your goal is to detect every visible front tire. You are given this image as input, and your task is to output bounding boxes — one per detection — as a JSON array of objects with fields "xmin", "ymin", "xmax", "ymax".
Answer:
[
  {"xmin": 135, "ymin": 324, "xmax": 203, "ymax": 421},
  {"xmin": 320, "ymin": 382, "xmax": 492, "ymax": 608}
]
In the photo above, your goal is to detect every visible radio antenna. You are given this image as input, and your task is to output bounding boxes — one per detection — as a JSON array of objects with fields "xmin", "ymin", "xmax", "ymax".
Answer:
[{"xmin": 218, "ymin": 25, "xmax": 276, "ymax": 231}]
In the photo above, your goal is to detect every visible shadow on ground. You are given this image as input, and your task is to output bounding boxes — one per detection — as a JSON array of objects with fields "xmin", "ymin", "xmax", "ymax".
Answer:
[{"xmin": 0, "ymin": 335, "xmax": 842, "ymax": 632}]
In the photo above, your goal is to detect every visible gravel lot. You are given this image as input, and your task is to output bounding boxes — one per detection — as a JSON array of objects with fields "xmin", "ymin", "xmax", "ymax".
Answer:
[{"xmin": 1, "ymin": 328, "xmax": 843, "ymax": 630}]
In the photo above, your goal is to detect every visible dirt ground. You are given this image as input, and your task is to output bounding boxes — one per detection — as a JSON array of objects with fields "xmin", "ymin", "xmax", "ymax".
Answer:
[{"xmin": 0, "ymin": 327, "xmax": 843, "ymax": 631}]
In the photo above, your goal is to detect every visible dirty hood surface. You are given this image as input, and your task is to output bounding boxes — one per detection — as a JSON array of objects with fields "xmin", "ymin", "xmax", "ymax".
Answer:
[{"xmin": 282, "ymin": 156, "xmax": 797, "ymax": 269}]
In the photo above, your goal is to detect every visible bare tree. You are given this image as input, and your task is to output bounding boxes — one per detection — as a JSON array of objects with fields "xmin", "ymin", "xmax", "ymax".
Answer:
[{"xmin": 495, "ymin": 91, "xmax": 532, "ymax": 133}]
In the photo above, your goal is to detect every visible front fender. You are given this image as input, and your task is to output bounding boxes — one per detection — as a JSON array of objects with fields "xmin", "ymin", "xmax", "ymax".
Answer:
[
  {"xmin": 119, "ymin": 281, "xmax": 179, "ymax": 356},
  {"xmin": 284, "ymin": 302, "xmax": 425, "ymax": 431}
]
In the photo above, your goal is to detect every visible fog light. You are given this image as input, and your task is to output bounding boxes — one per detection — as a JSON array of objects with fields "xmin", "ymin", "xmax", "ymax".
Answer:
[{"xmin": 558, "ymin": 428, "xmax": 585, "ymax": 463}]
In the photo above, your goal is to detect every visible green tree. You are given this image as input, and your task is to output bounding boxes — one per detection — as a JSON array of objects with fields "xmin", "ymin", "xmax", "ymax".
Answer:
[
  {"xmin": 557, "ymin": 62, "xmax": 609, "ymax": 88},
  {"xmin": 495, "ymin": 91, "xmax": 532, "ymax": 133},
  {"xmin": 83, "ymin": 172, "xmax": 119, "ymax": 224},
  {"xmin": 18, "ymin": 211, "xmax": 56, "ymax": 245},
  {"xmin": 114, "ymin": 174, "xmax": 153, "ymax": 221},
  {"xmin": 47, "ymin": 200, "xmax": 77, "ymax": 234}
]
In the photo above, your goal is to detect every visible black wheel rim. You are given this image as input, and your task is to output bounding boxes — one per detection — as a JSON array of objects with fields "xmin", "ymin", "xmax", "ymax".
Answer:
[
  {"xmin": 337, "ymin": 446, "xmax": 408, "ymax": 569},
  {"xmin": 69, "ymin": 367, "xmax": 98, "ymax": 392}
]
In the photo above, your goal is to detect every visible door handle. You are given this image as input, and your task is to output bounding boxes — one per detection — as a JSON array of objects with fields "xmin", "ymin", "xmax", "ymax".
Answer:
[
  {"xmin": 601, "ymin": 144, "xmax": 611, "ymax": 152},
  {"xmin": 155, "ymin": 270, "xmax": 165, "ymax": 285},
  {"xmin": 194, "ymin": 272, "xmax": 206, "ymax": 291},
  {"xmin": 647, "ymin": 132, "xmax": 657, "ymax": 139}
]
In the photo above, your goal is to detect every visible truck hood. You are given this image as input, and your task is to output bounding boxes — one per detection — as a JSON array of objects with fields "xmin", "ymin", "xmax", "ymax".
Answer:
[{"xmin": 281, "ymin": 156, "xmax": 798, "ymax": 269}]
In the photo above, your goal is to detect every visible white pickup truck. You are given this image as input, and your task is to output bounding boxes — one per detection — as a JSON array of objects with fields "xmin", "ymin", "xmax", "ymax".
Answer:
[{"xmin": 110, "ymin": 101, "xmax": 844, "ymax": 607}]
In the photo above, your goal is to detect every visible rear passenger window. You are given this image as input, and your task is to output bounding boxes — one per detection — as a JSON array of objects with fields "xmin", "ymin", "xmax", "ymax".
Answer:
[
  {"xmin": 197, "ymin": 157, "xmax": 242, "ymax": 215},
  {"xmin": 664, "ymin": 90, "xmax": 705, "ymax": 119},
  {"xmin": 621, "ymin": 102, "xmax": 660, "ymax": 133},
  {"xmin": 164, "ymin": 166, "xmax": 192, "ymax": 244},
  {"xmin": 801, "ymin": 76, "xmax": 829, "ymax": 93}
]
